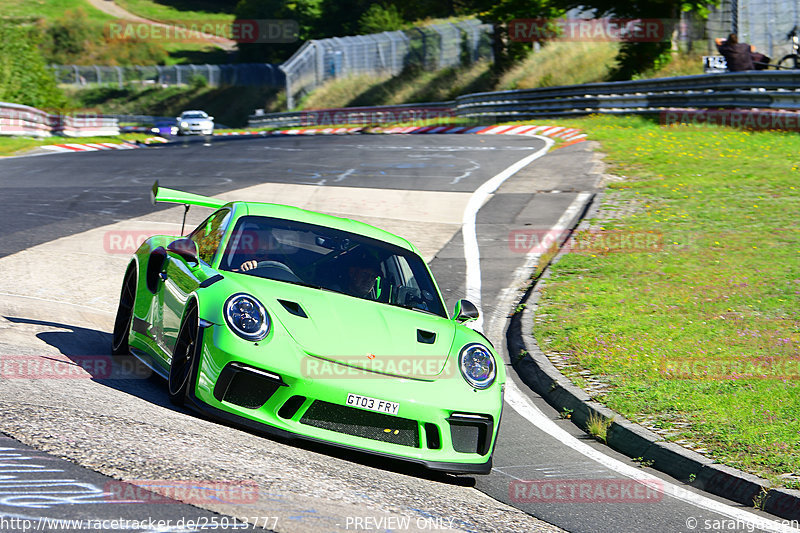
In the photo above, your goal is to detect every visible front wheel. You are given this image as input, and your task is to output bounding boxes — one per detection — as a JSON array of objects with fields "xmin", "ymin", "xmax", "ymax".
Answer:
[
  {"xmin": 111, "ymin": 267, "xmax": 136, "ymax": 356},
  {"xmin": 777, "ymin": 54, "xmax": 800, "ymax": 70},
  {"xmin": 168, "ymin": 304, "xmax": 201, "ymax": 406}
]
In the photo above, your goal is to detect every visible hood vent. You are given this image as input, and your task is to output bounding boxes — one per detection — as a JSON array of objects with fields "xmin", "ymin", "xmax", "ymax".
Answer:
[
  {"xmin": 417, "ymin": 329, "xmax": 436, "ymax": 344},
  {"xmin": 278, "ymin": 299, "xmax": 308, "ymax": 318}
]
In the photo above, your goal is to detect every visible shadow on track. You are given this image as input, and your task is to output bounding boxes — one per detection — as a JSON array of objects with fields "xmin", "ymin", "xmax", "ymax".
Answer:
[{"xmin": 4, "ymin": 315, "xmax": 477, "ymax": 487}]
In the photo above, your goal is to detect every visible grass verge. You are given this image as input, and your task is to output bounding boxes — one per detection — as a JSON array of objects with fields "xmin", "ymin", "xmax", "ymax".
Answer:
[{"xmin": 528, "ymin": 115, "xmax": 800, "ymax": 487}]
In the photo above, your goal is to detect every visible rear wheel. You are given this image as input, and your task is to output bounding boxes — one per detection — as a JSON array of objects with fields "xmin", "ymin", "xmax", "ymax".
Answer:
[
  {"xmin": 777, "ymin": 54, "xmax": 800, "ymax": 70},
  {"xmin": 168, "ymin": 303, "xmax": 200, "ymax": 406},
  {"xmin": 111, "ymin": 267, "xmax": 136, "ymax": 356}
]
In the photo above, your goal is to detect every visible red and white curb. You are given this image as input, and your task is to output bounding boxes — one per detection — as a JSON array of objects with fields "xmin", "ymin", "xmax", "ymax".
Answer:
[
  {"xmin": 215, "ymin": 124, "xmax": 587, "ymax": 144},
  {"xmin": 36, "ymin": 124, "xmax": 586, "ymax": 154},
  {"xmin": 41, "ymin": 142, "xmax": 139, "ymax": 153}
]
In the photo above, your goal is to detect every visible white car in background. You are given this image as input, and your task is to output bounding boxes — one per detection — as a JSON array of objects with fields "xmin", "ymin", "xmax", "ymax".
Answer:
[{"xmin": 177, "ymin": 110, "xmax": 214, "ymax": 135}]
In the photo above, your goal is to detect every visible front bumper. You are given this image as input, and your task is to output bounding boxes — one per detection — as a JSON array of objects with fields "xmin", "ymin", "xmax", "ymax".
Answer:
[
  {"xmin": 190, "ymin": 324, "xmax": 503, "ymax": 473},
  {"xmin": 180, "ymin": 123, "xmax": 213, "ymax": 135}
]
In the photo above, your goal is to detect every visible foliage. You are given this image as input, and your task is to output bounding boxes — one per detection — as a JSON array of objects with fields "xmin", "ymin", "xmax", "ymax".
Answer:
[
  {"xmin": 38, "ymin": 8, "xmax": 168, "ymax": 66},
  {"xmin": 546, "ymin": 0, "xmax": 720, "ymax": 78},
  {"xmin": 0, "ymin": 23, "xmax": 66, "ymax": 109},
  {"xmin": 457, "ymin": 0, "xmax": 565, "ymax": 73},
  {"xmin": 234, "ymin": 0, "xmax": 321, "ymax": 63},
  {"xmin": 359, "ymin": 4, "xmax": 405, "ymax": 34}
]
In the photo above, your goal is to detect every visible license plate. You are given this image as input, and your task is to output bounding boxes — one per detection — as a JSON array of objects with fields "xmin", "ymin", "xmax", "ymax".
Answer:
[{"xmin": 346, "ymin": 393, "xmax": 399, "ymax": 415}]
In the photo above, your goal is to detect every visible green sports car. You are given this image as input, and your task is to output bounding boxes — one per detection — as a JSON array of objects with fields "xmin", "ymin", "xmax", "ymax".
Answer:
[{"xmin": 111, "ymin": 182, "xmax": 504, "ymax": 474}]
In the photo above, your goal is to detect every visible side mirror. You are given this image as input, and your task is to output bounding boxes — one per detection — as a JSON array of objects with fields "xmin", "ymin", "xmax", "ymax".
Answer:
[
  {"xmin": 208, "ymin": 116, "xmax": 214, "ymax": 121},
  {"xmin": 453, "ymin": 299, "xmax": 479, "ymax": 323},
  {"xmin": 167, "ymin": 238, "xmax": 199, "ymax": 265}
]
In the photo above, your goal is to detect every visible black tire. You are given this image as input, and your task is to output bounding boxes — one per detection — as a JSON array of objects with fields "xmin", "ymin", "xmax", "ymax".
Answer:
[
  {"xmin": 777, "ymin": 54, "xmax": 800, "ymax": 70},
  {"xmin": 168, "ymin": 303, "xmax": 200, "ymax": 406},
  {"xmin": 111, "ymin": 267, "xmax": 136, "ymax": 356}
]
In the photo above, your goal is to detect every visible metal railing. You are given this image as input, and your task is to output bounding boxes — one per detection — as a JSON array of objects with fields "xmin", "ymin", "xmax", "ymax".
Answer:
[
  {"xmin": 51, "ymin": 63, "xmax": 284, "ymax": 88},
  {"xmin": 454, "ymin": 71, "xmax": 800, "ymax": 121},
  {"xmin": 0, "ymin": 102, "xmax": 119, "ymax": 137},
  {"xmin": 248, "ymin": 101, "xmax": 454, "ymax": 128},
  {"xmin": 279, "ymin": 20, "xmax": 493, "ymax": 109},
  {"xmin": 248, "ymin": 71, "xmax": 800, "ymax": 128}
]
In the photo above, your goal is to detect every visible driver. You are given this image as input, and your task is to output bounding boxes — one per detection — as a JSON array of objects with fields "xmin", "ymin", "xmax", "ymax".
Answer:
[
  {"xmin": 335, "ymin": 247, "xmax": 382, "ymax": 298},
  {"xmin": 235, "ymin": 229, "xmax": 281, "ymax": 272}
]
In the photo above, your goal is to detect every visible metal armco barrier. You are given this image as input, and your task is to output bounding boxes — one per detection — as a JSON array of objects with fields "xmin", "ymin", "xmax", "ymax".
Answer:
[
  {"xmin": 248, "ymin": 102, "xmax": 455, "ymax": 128},
  {"xmin": 0, "ymin": 103, "xmax": 52, "ymax": 137},
  {"xmin": 0, "ymin": 102, "xmax": 120, "ymax": 138},
  {"xmin": 248, "ymin": 71, "xmax": 800, "ymax": 128},
  {"xmin": 453, "ymin": 71, "xmax": 800, "ymax": 120}
]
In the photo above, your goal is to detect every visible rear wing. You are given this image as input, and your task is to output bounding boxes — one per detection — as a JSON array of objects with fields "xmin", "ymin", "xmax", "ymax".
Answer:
[{"xmin": 150, "ymin": 180, "xmax": 227, "ymax": 209}]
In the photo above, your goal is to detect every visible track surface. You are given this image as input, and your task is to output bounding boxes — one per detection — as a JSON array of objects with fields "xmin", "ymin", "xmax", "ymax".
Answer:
[{"xmin": 0, "ymin": 135, "xmax": 787, "ymax": 532}]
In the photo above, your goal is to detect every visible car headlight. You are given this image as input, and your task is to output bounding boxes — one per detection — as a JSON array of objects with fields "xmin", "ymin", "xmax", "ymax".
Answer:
[
  {"xmin": 181, "ymin": 121, "xmax": 188, "ymax": 127},
  {"xmin": 458, "ymin": 343, "xmax": 496, "ymax": 389},
  {"xmin": 224, "ymin": 293, "xmax": 270, "ymax": 341}
]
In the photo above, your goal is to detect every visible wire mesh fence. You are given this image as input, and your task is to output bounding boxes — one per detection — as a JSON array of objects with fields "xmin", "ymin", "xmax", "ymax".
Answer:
[
  {"xmin": 706, "ymin": 0, "xmax": 799, "ymax": 59},
  {"xmin": 280, "ymin": 19, "xmax": 493, "ymax": 108},
  {"xmin": 50, "ymin": 63, "xmax": 285, "ymax": 88}
]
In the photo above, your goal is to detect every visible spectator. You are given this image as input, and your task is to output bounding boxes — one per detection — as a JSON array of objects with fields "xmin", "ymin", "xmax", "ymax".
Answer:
[{"xmin": 715, "ymin": 34, "xmax": 756, "ymax": 71}]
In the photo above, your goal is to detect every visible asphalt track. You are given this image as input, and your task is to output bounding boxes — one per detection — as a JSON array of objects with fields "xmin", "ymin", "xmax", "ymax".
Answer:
[{"xmin": 0, "ymin": 134, "xmax": 791, "ymax": 532}]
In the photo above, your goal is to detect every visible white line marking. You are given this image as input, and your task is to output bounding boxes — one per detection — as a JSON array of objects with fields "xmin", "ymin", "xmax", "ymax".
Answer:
[
  {"xmin": 504, "ymin": 380, "xmax": 795, "ymax": 532},
  {"xmin": 464, "ymin": 134, "xmax": 797, "ymax": 532},
  {"xmin": 461, "ymin": 138, "xmax": 554, "ymax": 331}
]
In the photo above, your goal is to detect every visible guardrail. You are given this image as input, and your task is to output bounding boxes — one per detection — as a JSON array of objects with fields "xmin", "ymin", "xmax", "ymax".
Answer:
[
  {"xmin": 249, "ymin": 71, "xmax": 800, "ymax": 128},
  {"xmin": 0, "ymin": 102, "xmax": 120, "ymax": 138},
  {"xmin": 248, "ymin": 102, "xmax": 455, "ymax": 128},
  {"xmin": 453, "ymin": 71, "xmax": 800, "ymax": 121}
]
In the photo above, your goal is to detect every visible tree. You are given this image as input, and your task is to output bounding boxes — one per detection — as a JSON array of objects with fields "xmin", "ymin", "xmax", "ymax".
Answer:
[
  {"xmin": 547, "ymin": 0, "xmax": 720, "ymax": 79},
  {"xmin": 457, "ymin": 0, "xmax": 564, "ymax": 73},
  {"xmin": 234, "ymin": 0, "xmax": 321, "ymax": 63},
  {"xmin": 0, "ymin": 24, "xmax": 66, "ymax": 109},
  {"xmin": 359, "ymin": 4, "xmax": 405, "ymax": 34}
]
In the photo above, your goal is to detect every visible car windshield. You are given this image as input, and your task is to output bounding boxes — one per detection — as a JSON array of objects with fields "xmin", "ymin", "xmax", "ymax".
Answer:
[
  {"xmin": 219, "ymin": 216, "xmax": 447, "ymax": 317},
  {"xmin": 182, "ymin": 113, "xmax": 207, "ymax": 119}
]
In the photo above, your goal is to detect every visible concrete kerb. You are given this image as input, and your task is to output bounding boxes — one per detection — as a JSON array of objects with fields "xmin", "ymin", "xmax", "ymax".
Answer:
[{"xmin": 506, "ymin": 181, "xmax": 800, "ymax": 521}]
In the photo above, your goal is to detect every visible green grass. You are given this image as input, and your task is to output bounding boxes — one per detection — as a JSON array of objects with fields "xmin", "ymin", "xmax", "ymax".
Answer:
[
  {"xmin": 299, "ymin": 61, "xmax": 495, "ymax": 110},
  {"xmin": 499, "ymin": 41, "xmax": 619, "ymax": 90},
  {"xmin": 113, "ymin": 0, "xmax": 235, "ymax": 23},
  {"xmin": 113, "ymin": 0, "xmax": 234, "ymax": 38},
  {"xmin": 2, "ymin": 0, "xmax": 114, "ymax": 22},
  {"xmin": 0, "ymin": 133, "xmax": 150, "ymax": 157},
  {"xmin": 530, "ymin": 115, "xmax": 800, "ymax": 485}
]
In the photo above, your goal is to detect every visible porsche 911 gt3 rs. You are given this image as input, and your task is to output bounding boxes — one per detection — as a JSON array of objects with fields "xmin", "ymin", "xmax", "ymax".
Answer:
[{"xmin": 111, "ymin": 182, "xmax": 504, "ymax": 473}]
